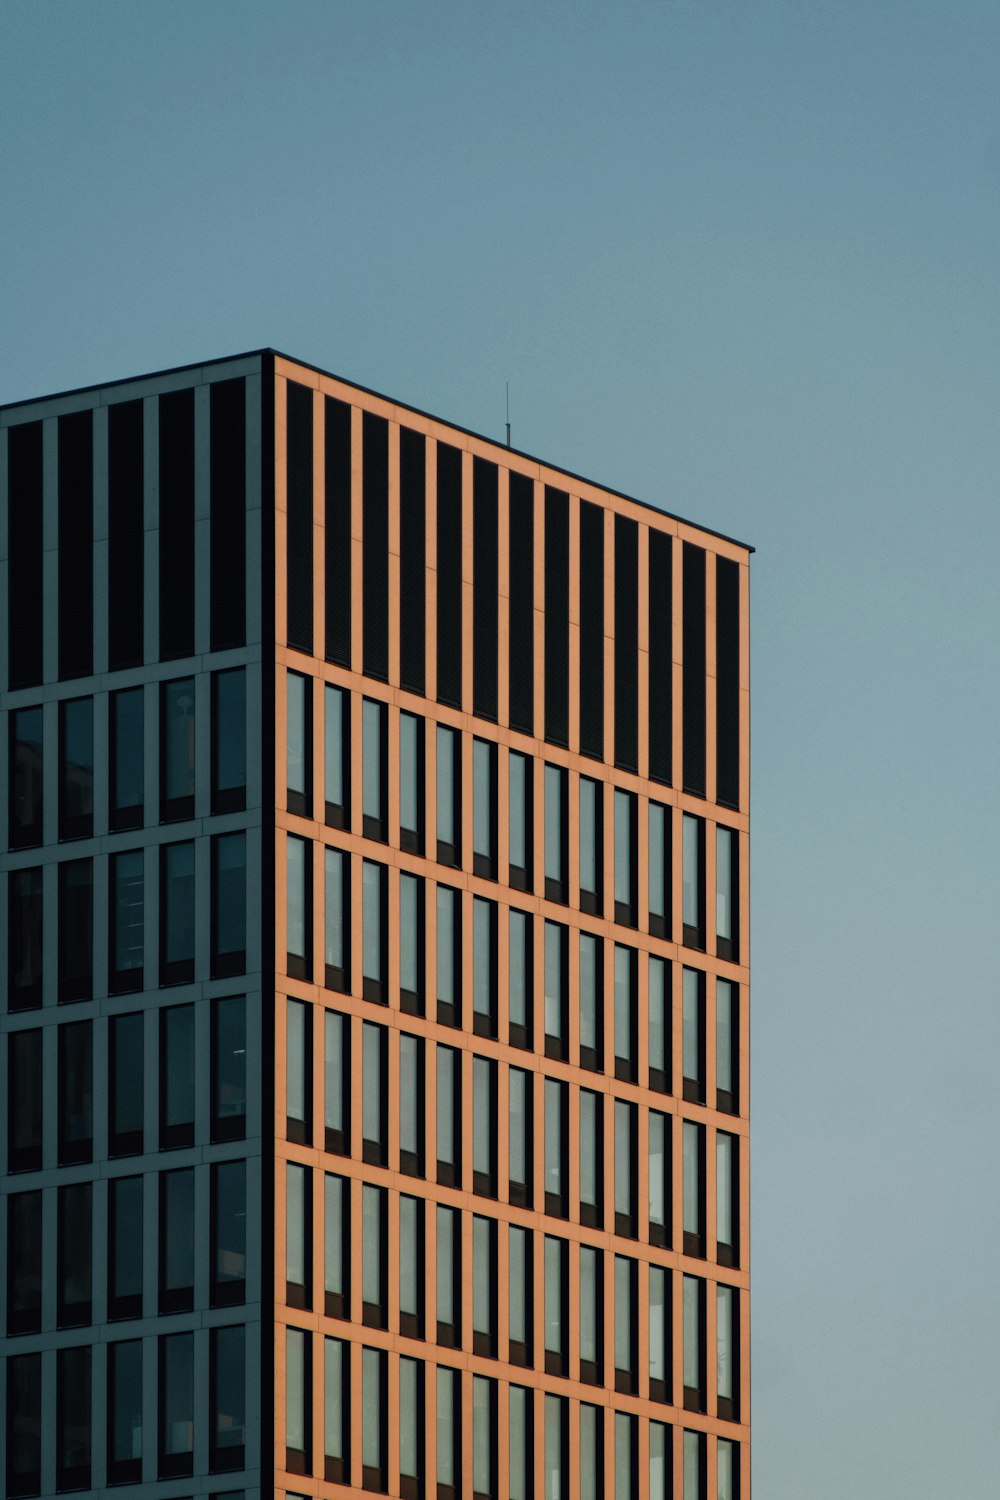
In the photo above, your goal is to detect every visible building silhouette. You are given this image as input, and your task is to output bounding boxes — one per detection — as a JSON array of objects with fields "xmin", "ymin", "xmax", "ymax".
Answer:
[{"xmin": 1, "ymin": 351, "xmax": 751, "ymax": 1500}]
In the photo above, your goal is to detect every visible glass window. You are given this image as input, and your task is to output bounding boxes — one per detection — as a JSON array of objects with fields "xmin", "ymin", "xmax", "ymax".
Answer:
[
  {"xmin": 508, "ymin": 750, "xmax": 531, "ymax": 888},
  {"xmin": 324, "ymin": 683, "xmax": 349, "ymax": 826},
  {"xmin": 436, "ymin": 1364, "xmax": 459, "ymax": 1491},
  {"xmin": 473, "ymin": 1216, "xmax": 496, "ymax": 1355},
  {"xmin": 362, "ymin": 1184, "xmax": 387, "ymax": 1324},
  {"xmin": 212, "ymin": 1159, "xmax": 247, "ymax": 1307},
  {"xmin": 212, "ymin": 832, "xmax": 246, "ymax": 977},
  {"xmin": 436, "ymin": 1043, "xmax": 460, "ymax": 1186},
  {"xmin": 57, "ymin": 1181, "xmax": 92, "ymax": 1326},
  {"xmin": 436, "ymin": 1204, "xmax": 460, "ymax": 1342},
  {"xmin": 683, "ymin": 1277, "xmax": 705, "ymax": 1408},
  {"xmin": 649, "ymin": 800, "xmax": 670, "ymax": 936},
  {"xmin": 284, "ymin": 1327, "xmax": 310, "ymax": 1470},
  {"xmin": 324, "ymin": 1337, "xmax": 348, "ymax": 1481},
  {"xmin": 579, "ymin": 932, "xmax": 601, "ymax": 1070},
  {"xmin": 508, "ymin": 1224, "xmax": 531, "ymax": 1359},
  {"xmin": 650, "ymin": 1421, "xmax": 671, "ymax": 1500},
  {"xmin": 159, "ymin": 1168, "xmax": 195, "ymax": 1313},
  {"xmin": 718, "ymin": 1438, "xmax": 738, "ymax": 1500},
  {"xmin": 649, "ymin": 955, "xmax": 670, "ymax": 1092},
  {"xmin": 614, "ymin": 1257, "xmax": 636, "ymax": 1390},
  {"xmin": 684, "ymin": 1430, "xmax": 705, "ymax": 1500},
  {"xmin": 159, "ymin": 1332, "xmax": 195, "ymax": 1475},
  {"xmin": 473, "ymin": 737, "xmax": 497, "ymax": 876},
  {"xmin": 683, "ymin": 1120, "xmax": 705, "ymax": 1256},
  {"xmin": 59, "ymin": 696, "xmax": 94, "ymax": 840},
  {"xmin": 324, "ymin": 1009, "xmax": 347, "ymax": 1154},
  {"xmin": 436, "ymin": 885, "xmax": 460, "ymax": 1026},
  {"xmin": 110, "ymin": 849, "xmax": 144, "ymax": 992},
  {"xmin": 400, "ymin": 1031, "xmax": 424, "ymax": 1175},
  {"xmin": 544, "ymin": 1236, "xmax": 566, "ymax": 1373},
  {"xmin": 8, "ymin": 866, "xmax": 43, "ymax": 1010},
  {"xmin": 716, "ymin": 824, "xmax": 738, "ymax": 960},
  {"xmin": 161, "ymin": 677, "xmax": 196, "ymax": 820},
  {"xmin": 508, "ymin": 908, "xmax": 531, "ymax": 1047},
  {"xmin": 287, "ymin": 998, "xmax": 312, "ymax": 1144},
  {"xmin": 544, "ymin": 1078, "xmax": 566, "ymax": 1215},
  {"xmin": 399, "ymin": 1354, "xmax": 422, "ymax": 1489},
  {"xmin": 543, "ymin": 921, "xmax": 567, "ymax": 1058},
  {"xmin": 160, "ymin": 841, "xmax": 195, "ymax": 985},
  {"xmin": 580, "ymin": 1403, "xmax": 602, "ymax": 1500},
  {"xmin": 579, "ymin": 775, "xmax": 601, "ymax": 912},
  {"xmin": 9, "ymin": 705, "xmax": 43, "ymax": 848},
  {"xmin": 58, "ymin": 1019, "xmax": 93, "ymax": 1165},
  {"xmin": 108, "ymin": 1339, "xmax": 143, "ymax": 1483},
  {"xmin": 109, "ymin": 1011, "xmax": 144, "ymax": 1155},
  {"xmin": 579, "ymin": 1245, "xmax": 601, "ymax": 1382},
  {"xmin": 362, "ymin": 1021, "xmax": 387, "ymax": 1165},
  {"xmin": 509, "ymin": 1386, "xmax": 532, "ymax": 1500},
  {"xmin": 362, "ymin": 1347, "xmax": 387, "ymax": 1488},
  {"xmin": 400, "ymin": 710, "xmax": 424, "ymax": 851},
  {"xmin": 717, "ymin": 979, "xmax": 738, "ymax": 1113},
  {"xmin": 508, "ymin": 1066, "xmax": 531, "ymax": 1205},
  {"xmin": 212, "ymin": 995, "xmax": 246, "ymax": 1142},
  {"xmin": 362, "ymin": 859, "xmax": 386, "ymax": 1002},
  {"xmin": 363, "ymin": 698, "xmax": 387, "ymax": 840},
  {"xmin": 614, "ymin": 1100, "xmax": 636, "ymax": 1236},
  {"xmin": 399, "ymin": 1194, "xmax": 423, "ymax": 1336},
  {"xmin": 108, "ymin": 1174, "xmax": 143, "ymax": 1319},
  {"xmin": 682, "ymin": 812, "xmax": 705, "ymax": 948},
  {"xmin": 212, "ymin": 667, "xmax": 246, "ymax": 813},
  {"xmin": 110, "ymin": 687, "xmax": 144, "ymax": 830},
  {"xmin": 717, "ymin": 1284, "xmax": 738, "ymax": 1419},
  {"xmin": 650, "ymin": 1111, "xmax": 670, "ymax": 1246},
  {"xmin": 473, "ymin": 897, "xmax": 497, "ymax": 1036},
  {"xmin": 436, "ymin": 724, "xmax": 460, "ymax": 864},
  {"xmin": 683, "ymin": 968, "xmax": 705, "ymax": 1103},
  {"xmin": 400, "ymin": 872, "xmax": 423, "ymax": 1010},
  {"xmin": 210, "ymin": 1324, "xmax": 246, "ymax": 1472},
  {"xmin": 579, "ymin": 1088, "xmax": 602, "ymax": 1227},
  {"xmin": 56, "ymin": 1344, "xmax": 92, "ymax": 1491},
  {"xmin": 325, "ymin": 1174, "xmax": 349, "ymax": 1319},
  {"xmin": 286, "ymin": 834, "xmax": 311, "ymax": 981},
  {"xmin": 6, "ymin": 1191, "xmax": 42, "ymax": 1335},
  {"xmin": 6, "ymin": 1352, "xmax": 42, "ymax": 1499},
  {"xmin": 544, "ymin": 1393, "xmax": 566, "ymax": 1500},
  {"xmin": 718, "ymin": 1131, "xmax": 739, "ymax": 1265},
  {"xmin": 7, "ymin": 1028, "xmax": 43, "ymax": 1173},
  {"xmin": 160, "ymin": 1003, "xmax": 195, "ymax": 1149},
  {"xmin": 59, "ymin": 857, "xmax": 93, "ymax": 1001},
  {"xmin": 473, "ymin": 1055, "xmax": 496, "ymax": 1195},
  {"xmin": 614, "ymin": 789, "xmax": 636, "ymax": 924},
  {"xmin": 324, "ymin": 846, "xmax": 350, "ymax": 991},
  {"xmin": 287, "ymin": 670, "xmax": 311, "ymax": 816},
  {"xmin": 650, "ymin": 1264, "xmax": 670, "ymax": 1400},
  {"xmin": 614, "ymin": 945, "xmax": 636, "ymax": 1081},
  {"xmin": 543, "ymin": 763, "xmax": 566, "ymax": 901},
  {"xmin": 473, "ymin": 1375, "xmax": 496, "ymax": 1498}
]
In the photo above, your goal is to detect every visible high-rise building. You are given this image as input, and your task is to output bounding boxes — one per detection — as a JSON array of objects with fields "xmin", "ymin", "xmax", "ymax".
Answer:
[{"xmin": 0, "ymin": 351, "xmax": 751, "ymax": 1500}]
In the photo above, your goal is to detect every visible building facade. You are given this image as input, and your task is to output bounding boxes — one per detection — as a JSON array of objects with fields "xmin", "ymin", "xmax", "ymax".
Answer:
[{"xmin": 0, "ymin": 351, "xmax": 751, "ymax": 1500}]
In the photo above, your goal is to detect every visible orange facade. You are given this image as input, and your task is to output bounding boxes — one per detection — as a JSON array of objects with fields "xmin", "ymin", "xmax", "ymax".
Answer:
[{"xmin": 270, "ymin": 354, "xmax": 750, "ymax": 1500}]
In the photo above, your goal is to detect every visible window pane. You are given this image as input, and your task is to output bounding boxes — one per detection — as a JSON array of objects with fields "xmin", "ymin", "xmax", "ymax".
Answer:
[
  {"xmin": 682, "ymin": 814, "xmax": 701, "ymax": 928},
  {"xmin": 59, "ymin": 858, "xmax": 93, "ymax": 999},
  {"xmin": 718, "ymin": 1439, "xmax": 737, "ymax": 1500},
  {"xmin": 213, "ymin": 832, "xmax": 246, "ymax": 971},
  {"xmin": 400, "ymin": 711, "xmax": 421, "ymax": 837},
  {"xmin": 649, "ymin": 802, "xmax": 666, "ymax": 920},
  {"xmin": 436, "ymin": 1046, "xmax": 456, "ymax": 1167},
  {"xmin": 325, "ymin": 685, "xmax": 346, "ymax": 809},
  {"xmin": 400, "ymin": 872, "xmax": 420, "ymax": 996},
  {"xmin": 544, "ymin": 765, "xmax": 563, "ymax": 885},
  {"xmin": 544, "ymin": 1237, "xmax": 564, "ymax": 1357},
  {"xmin": 162, "ymin": 678, "xmax": 196, "ymax": 807},
  {"xmin": 325, "ymin": 847, "xmax": 347, "ymax": 976},
  {"xmin": 362, "ymin": 1347, "xmax": 385, "ymax": 1472},
  {"xmin": 161, "ymin": 1332, "xmax": 195, "ymax": 1462},
  {"xmin": 509, "ymin": 909, "xmax": 529, "ymax": 1031},
  {"xmin": 436, "ymin": 1366, "xmax": 457, "ymax": 1486},
  {"xmin": 683, "ymin": 968, "xmax": 703, "ymax": 1092},
  {"xmin": 160, "ymin": 1004, "xmax": 195, "ymax": 1143},
  {"xmin": 325, "ymin": 1175, "xmax": 348, "ymax": 1303},
  {"xmin": 684, "ymin": 1431, "xmax": 703, "ymax": 1500},
  {"xmin": 10, "ymin": 706, "xmax": 44, "ymax": 846},
  {"xmin": 362, "ymin": 1022, "xmax": 384, "ymax": 1150},
  {"xmin": 110, "ymin": 1011, "xmax": 144, "ymax": 1153},
  {"xmin": 615, "ymin": 1257, "xmax": 633, "ymax": 1375},
  {"xmin": 614, "ymin": 946, "xmax": 634, "ymax": 1068},
  {"xmin": 650, "ymin": 1422, "xmax": 670, "ymax": 1500},
  {"xmin": 214, "ymin": 995, "xmax": 247, "ymax": 1137},
  {"xmin": 579, "ymin": 777, "xmax": 598, "ymax": 895},
  {"xmin": 509, "ymin": 751, "xmax": 528, "ymax": 870},
  {"xmin": 399, "ymin": 1195, "xmax": 421, "ymax": 1321},
  {"xmin": 437, "ymin": 886, "xmax": 457, "ymax": 1011},
  {"xmin": 161, "ymin": 1169, "xmax": 195, "ymax": 1306},
  {"xmin": 473, "ymin": 898, "xmax": 495, "ymax": 1028},
  {"xmin": 211, "ymin": 1324, "xmax": 246, "ymax": 1468},
  {"xmin": 109, "ymin": 1340, "xmax": 143, "ymax": 1473},
  {"xmin": 579, "ymin": 1090, "xmax": 599, "ymax": 1214},
  {"xmin": 473, "ymin": 1375, "xmax": 494, "ymax": 1494},
  {"xmin": 162, "ymin": 842, "xmax": 195, "ymax": 971},
  {"xmin": 509, "ymin": 1385, "xmax": 530, "ymax": 1500},
  {"xmin": 60, "ymin": 696, "xmax": 94, "ymax": 837},
  {"xmin": 111, "ymin": 688, "xmax": 144, "ymax": 823},
  {"xmin": 649, "ymin": 1265, "xmax": 667, "ymax": 1386},
  {"xmin": 649, "ymin": 956, "xmax": 668, "ymax": 1081},
  {"xmin": 324, "ymin": 1337, "xmax": 347, "ymax": 1464},
  {"xmin": 213, "ymin": 1160, "xmax": 246, "ymax": 1301},
  {"xmin": 436, "ymin": 725, "xmax": 456, "ymax": 849},
  {"xmin": 544, "ymin": 1395, "xmax": 564, "ymax": 1500},
  {"xmin": 545, "ymin": 1079, "xmax": 564, "ymax": 1202},
  {"xmin": 362, "ymin": 1185, "xmax": 383, "ymax": 1308},
  {"xmin": 509, "ymin": 1068, "xmax": 528, "ymax": 1188},
  {"xmin": 509, "ymin": 1225, "xmax": 528, "ymax": 1345},
  {"xmin": 285, "ymin": 1327, "xmax": 308, "ymax": 1456},
  {"xmin": 363, "ymin": 699, "xmax": 384, "ymax": 825},
  {"xmin": 650, "ymin": 1113, "xmax": 668, "ymax": 1232},
  {"xmin": 614, "ymin": 1101, "xmax": 633, "ymax": 1221},
  {"xmin": 112, "ymin": 850, "xmax": 145, "ymax": 981},
  {"xmin": 718, "ymin": 1133, "xmax": 735, "ymax": 1248},
  {"xmin": 399, "ymin": 1356, "xmax": 420, "ymax": 1479},
  {"xmin": 324, "ymin": 1010, "xmax": 346, "ymax": 1139},
  {"xmin": 362, "ymin": 860, "xmax": 383, "ymax": 985},
  {"xmin": 7, "ymin": 1028, "xmax": 43, "ymax": 1171},
  {"xmin": 58, "ymin": 1020, "xmax": 93, "ymax": 1163},
  {"xmin": 213, "ymin": 668, "xmax": 246, "ymax": 803},
  {"xmin": 287, "ymin": 836, "xmax": 307, "ymax": 961},
  {"xmin": 109, "ymin": 1175, "xmax": 143, "ymax": 1316},
  {"xmin": 287, "ymin": 672, "xmax": 308, "ymax": 799},
  {"xmin": 8, "ymin": 866, "xmax": 43, "ymax": 1008},
  {"xmin": 579, "ymin": 1245, "xmax": 599, "ymax": 1366},
  {"xmin": 717, "ymin": 825, "xmax": 734, "ymax": 940},
  {"xmin": 614, "ymin": 790, "xmax": 632, "ymax": 908},
  {"xmin": 544, "ymin": 923, "xmax": 564, "ymax": 1042},
  {"xmin": 579, "ymin": 933, "xmax": 599, "ymax": 1058},
  {"xmin": 683, "ymin": 1277, "xmax": 702, "ymax": 1392}
]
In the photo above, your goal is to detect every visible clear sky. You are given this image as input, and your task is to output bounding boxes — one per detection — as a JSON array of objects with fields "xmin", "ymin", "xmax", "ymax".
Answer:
[{"xmin": 3, "ymin": 3, "xmax": 998, "ymax": 1494}]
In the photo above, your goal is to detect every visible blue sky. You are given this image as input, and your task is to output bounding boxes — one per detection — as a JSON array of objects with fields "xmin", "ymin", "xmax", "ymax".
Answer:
[{"xmin": 3, "ymin": 4, "xmax": 998, "ymax": 1494}]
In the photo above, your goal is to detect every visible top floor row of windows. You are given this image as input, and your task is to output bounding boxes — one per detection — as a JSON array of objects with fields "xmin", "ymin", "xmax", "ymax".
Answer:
[
  {"xmin": 4, "ymin": 380, "xmax": 250, "ymax": 693},
  {"xmin": 283, "ymin": 382, "xmax": 743, "ymax": 807}
]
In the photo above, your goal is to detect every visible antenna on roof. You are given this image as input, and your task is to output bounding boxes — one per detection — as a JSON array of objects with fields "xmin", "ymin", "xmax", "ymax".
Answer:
[{"xmin": 505, "ymin": 382, "xmax": 511, "ymax": 448}]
